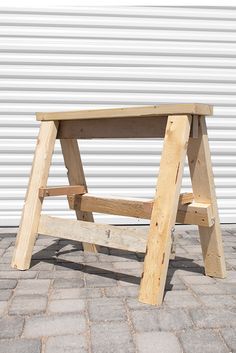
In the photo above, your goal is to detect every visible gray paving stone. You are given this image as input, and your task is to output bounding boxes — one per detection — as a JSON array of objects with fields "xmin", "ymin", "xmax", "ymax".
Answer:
[
  {"xmin": 84, "ymin": 262, "xmax": 114, "ymax": 274},
  {"xmin": 0, "ymin": 338, "xmax": 41, "ymax": 353},
  {"xmin": 9, "ymin": 294, "xmax": 47, "ymax": 315},
  {"xmin": 0, "ymin": 238, "xmax": 13, "ymax": 248},
  {"xmin": 48, "ymin": 299, "xmax": 85, "ymax": 313},
  {"xmin": 190, "ymin": 308, "xmax": 236, "ymax": 328},
  {"xmin": 180, "ymin": 329, "xmax": 229, "ymax": 353},
  {"xmin": 199, "ymin": 294, "xmax": 236, "ymax": 307},
  {"xmin": 218, "ymin": 271, "xmax": 236, "ymax": 283},
  {"xmin": 30, "ymin": 261, "xmax": 55, "ymax": 271},
  {"xmin": 0, "ymin": 316, "xmax": 24, "ymax": 338},
  {"xmin": 218, "ymin": 282, "xmax": 236, "ymax": 295},
  {"xmin": 105, "ymin": 286, "xmax": 138, "ymax": 298},
  {"xmin": 220, "ymin": 327, "xmax": 236, "ymax": 352},
  {"xmin": 0, "ymin": 279, "xmax": 17, "ymax": 289},
  {"xmin": 131, "ymin": 308, "xmax": 192, "ymax": 332},
  {"xmin": 136, "ymin": 332, "xmax": 182, "ymax": 353},
  {"xmin": 38, "ymin": 270, "xmax": 83, "ymax": 279},
  {"xmin": 53, "ymin": 278, "xmax": 84, "ymax": 289},
  {"xmin": 170, "ymin": 260, "xmax": 201, "ymax": 269},
  {"xmin": 91, "ymin": 321, "xmax": 134, "ymax": 353},
  {"xmin": 98, "ymin": 253, "xmax": 137, "ymax": 263},
  {"xmin": 88, "ymin": 298, "xmax": 126, "ymax": 322},
  {"xmin": 23, "ymin": 313, "xmax": 86, "ymax": 338},
  {"xmin": 0, "ymin": 270, "xmax": 37, "ymax": 279},
  {"xmin": 51, "ymin": 287, "xmax": 103, "ymax": 300},
  {"xmin": 0, "ymin": 289, "xmax": 12, "ymax": 301},
  {"xmin": 182, "ymin": 275, "xmax": 216, "ymax": 285},
  {"xmin": 85, "ymin": 273, "xmax": 117, "ymax": 287},
  {"xmin": 189, "ymin": 284, "xmax": 226, "ymax": 295},
  {"xmin": 112, "ymin": 261, "xmax": 143, "ymax": 271},
  {"xmin": 15, "ymin": 279, "xmax": 51, "ymax": 295},
  {"xmin": 126, "ymin": 298, "xmax": 158, "ymax": 311},
  {"xmin": 45, "ymin": 334, "xmax": 87, "ymax": 353},
  {"xmin": 117, "ymin": 273, "xmax": 140, "ymax": 287},
  {"xmin": 0, "ymin": 301, "xmax": 8, "ymax": 316},
  {"xmin": 164, "ymin": 290, "xmax": 200, "ymax": 308},
  {"xmin": 0, "ymin": 255, "xmax": 14, "ymax": 264}
]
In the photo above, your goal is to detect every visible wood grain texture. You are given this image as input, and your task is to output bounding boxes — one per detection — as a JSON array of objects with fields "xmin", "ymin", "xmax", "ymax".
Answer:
[
  {"xmin": 11, "ymin": 121, "xmax": 58, "ymax": 270},
  {"xmin": 39, "ymin": 185, "xmax": 86, "ymax": 197},
  {"xmin": 139, "ymin": 115, "xmax": 192, "ymax": 305},
  {"xmin": 187, "ymin": 117, "xmax": 226, "ymax": 278},
  {"xmin": 60, "ymin": 139, "xmax": 98, "ymax": 253},
  {"xmin": 37, "ymin": 103, "xmax": 213, "ymax": 121},
  {"xmin": 38, "ymin": 215, "xmax": 147, "ymax": 253},
  {"xmin": 69, "ymin": 193, "xmax": 212, "ymax": 227},
  {"xmin": 57, "ymin": 116, "xmax": 167, "ymax": 139}
]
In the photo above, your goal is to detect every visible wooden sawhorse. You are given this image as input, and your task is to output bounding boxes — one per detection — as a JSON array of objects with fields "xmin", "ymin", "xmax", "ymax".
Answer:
[{"xmin": 11, "ymin": 104, "xmax": 226, "ymax": 306}]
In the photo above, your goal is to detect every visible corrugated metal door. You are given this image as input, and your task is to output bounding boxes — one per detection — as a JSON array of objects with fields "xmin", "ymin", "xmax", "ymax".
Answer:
[{"xmin": 0, "ymin": 7, "xmax": 235, "ymax": 225}]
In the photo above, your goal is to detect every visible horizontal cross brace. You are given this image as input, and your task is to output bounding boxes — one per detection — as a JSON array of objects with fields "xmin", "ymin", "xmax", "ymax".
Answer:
[
  {"xmin": 68, "ymin": 193, "xmax": 214, "ymax": 227},
  {"xmin": 57, "ymin": 116, "xmax": 167, "ymax": 139},
  {"xmin": 38, "ymin": 215, "xmax": 147, "ymax": 253},
  {"xmin": 39, "ymin": 185, "xmax": 86, "ymax": 197}
]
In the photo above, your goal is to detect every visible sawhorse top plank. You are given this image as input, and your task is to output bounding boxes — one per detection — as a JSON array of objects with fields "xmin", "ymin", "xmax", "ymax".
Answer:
[{"xmin": 36, "ymin": 103, "xmax": 213, "ymax": 121}]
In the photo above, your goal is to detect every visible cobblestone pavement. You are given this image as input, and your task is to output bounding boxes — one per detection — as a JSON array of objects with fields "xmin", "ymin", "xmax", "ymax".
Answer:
[{"xmin": 0, "ymin": 225, "xmax": 236, "ymax": 353}]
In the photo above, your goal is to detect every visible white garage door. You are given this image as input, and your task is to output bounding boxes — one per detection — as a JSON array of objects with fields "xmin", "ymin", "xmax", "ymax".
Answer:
[{"xmin": 0, "ymin": 7, "xmax": 235, "ymax": 225}]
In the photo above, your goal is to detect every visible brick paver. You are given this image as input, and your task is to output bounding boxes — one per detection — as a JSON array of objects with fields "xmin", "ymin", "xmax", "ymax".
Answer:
[{"xmin": 0, "ymin": 225, "xmax": 235, "ymax": 353}]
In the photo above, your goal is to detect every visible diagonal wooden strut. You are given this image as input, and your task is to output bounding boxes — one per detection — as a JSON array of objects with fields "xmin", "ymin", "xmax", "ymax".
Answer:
[
  {"xmin": 11, "ymin": 121, "xmax": 58, "ymax": 270},
  {"xmin": 60, "ymin": 139, "xmax": 99, "ymax": 253},
  {"xmin": 187, "ymin": 117, "xmax": 226, "ymax": 278},
  {"xmin": 139, "ymin": 115, "xmax": 192, "ymax": 306}
]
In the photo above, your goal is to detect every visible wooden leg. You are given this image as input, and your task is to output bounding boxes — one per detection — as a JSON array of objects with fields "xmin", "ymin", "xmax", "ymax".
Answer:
[
  {"xmin": 187, "ymin": 117, "xmax": 226, "ymax": 278},
  {"xmin": 11, "ymin": 121, "xmax": 58, "ymax": 270},
  {"xmin": 139, "ymin": 115, "xmax": 192, "ymax": 305},
  {"xmin": 60, "ymin": 139, "xmax": 99, "ymax": 253}
]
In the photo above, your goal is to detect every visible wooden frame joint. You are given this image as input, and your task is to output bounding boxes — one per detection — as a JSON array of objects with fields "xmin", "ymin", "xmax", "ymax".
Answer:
[{"xmin": 39, "ymin": 185, "xmax": 86, "ymax": 197}]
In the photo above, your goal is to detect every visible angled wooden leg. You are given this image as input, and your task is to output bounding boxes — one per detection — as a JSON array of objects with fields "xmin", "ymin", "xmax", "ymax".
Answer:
[
  {"xmin": 11, "ymin": 121, "xmax": 58, "ymax": 270},
  {"xmin": 139, "ymin": 115, "xmax": 192, "ymax": 305},
  {"xmin": 187, "ymin": 117, "xmax": 226, "ymax": 278},
  {"xmin": 60, "ymin": 139, "xmax": 99, "ymax": 253}
]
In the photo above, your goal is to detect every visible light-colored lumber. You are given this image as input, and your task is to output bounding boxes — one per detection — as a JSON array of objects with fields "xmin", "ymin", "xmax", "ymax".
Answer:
[
  {"xmin": 187, "ymin": 117, "xmax": 226, "ymax": 278},
  {"xmin": 11, "ymin": 121, "xmax": 58, "ymax": 270},
  {"xmin": 178, "ymin": 192, "xmax": 194, "ymax": 205},
  {"xmin": 57, "ymin": 116, "xmax": 167, "ymax": 139},
  {"xmin": 177, "ymin": 202, "xmax": 214, "ymax": 227},
  {"xmin": 38, "ymin": 215, "xmax": 147, "ymax": 253},
  {"xmin": 36, "ymin": 103, "xmax": 213, "ymax": 121},
  {"xmin": 69, "ymin": 194, "xmax": 153, "ymax": 219},
  {"xmin": 38, "ymin": 185, "xmax": 86, "ymax": 197},
  {"xmin": 68, "ymin": 193, "xmax": 213, "ymax": 227},
  {"xmin": 139, "ymin": 115, "xmax": 192, "ymax": 306},
  {"xmin": 191, "ymin": 115, "xmax": 199, "ymax": 138},
  {"xmin": 60, "ymin": 139, "xmax": 98, "ymax": 253}
]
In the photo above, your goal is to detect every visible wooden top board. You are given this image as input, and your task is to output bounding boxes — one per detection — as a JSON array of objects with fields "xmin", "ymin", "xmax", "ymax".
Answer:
[{"xmin": 36, "ymin": 103, "xmax": 213, "ymax": 121}]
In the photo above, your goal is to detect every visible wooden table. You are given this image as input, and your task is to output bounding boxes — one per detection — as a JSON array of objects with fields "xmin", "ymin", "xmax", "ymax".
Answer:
[{"xmin": 11, "ymin": 103, "xmax": 226, "ymax": 306}]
